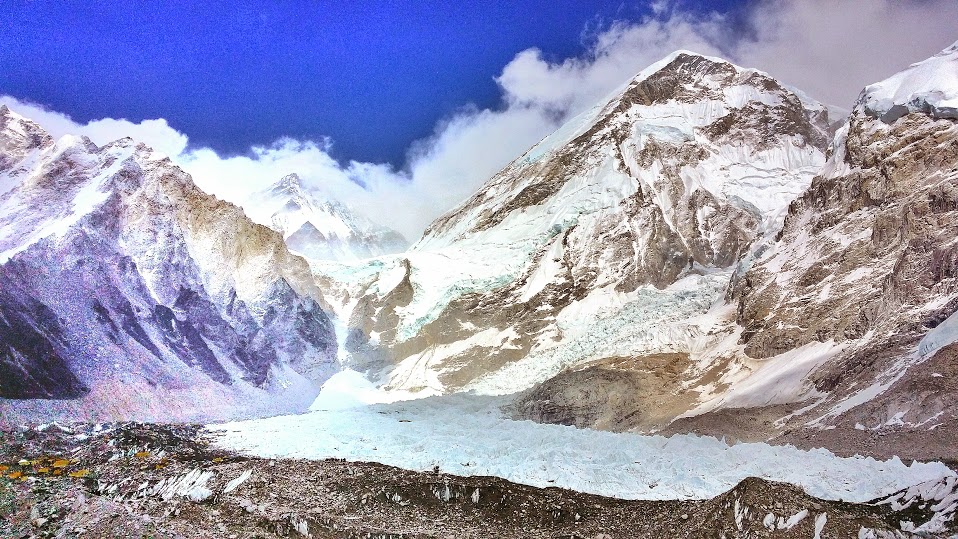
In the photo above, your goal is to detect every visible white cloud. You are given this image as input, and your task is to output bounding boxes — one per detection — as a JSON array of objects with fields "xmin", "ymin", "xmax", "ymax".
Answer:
[
  {"xmin": 3, "ymin": 0, "xmax": 957, "ymax": 241},
  {"xmin": 0, "ymin": 96, "xmax": 188, "ymax": 157},
  {"xmin": 731, "ymin": 0, "xmax": 958, "ymax": 107}
]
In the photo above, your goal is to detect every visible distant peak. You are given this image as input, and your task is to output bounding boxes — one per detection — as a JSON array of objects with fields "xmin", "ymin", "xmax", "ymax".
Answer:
[
  {"xmin": 275, "ymin": 173, "xmax": 304, "ymax": 190},
  {"xmin": 664, "ymin": 49, "xmax": 729, "ymax": 64},
  {"xmin": 0, "ymin": 105, "xmax": 55, "ymax": 153},
  {"xmin": 264, "ymin": 173, "xmax": 310, "ymax": 200}
]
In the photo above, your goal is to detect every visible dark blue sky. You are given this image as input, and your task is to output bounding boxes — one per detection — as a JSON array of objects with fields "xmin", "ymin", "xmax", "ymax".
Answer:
[{"xmin": 1, "ymin": 0, "xmax": 746, "ymax": 167}]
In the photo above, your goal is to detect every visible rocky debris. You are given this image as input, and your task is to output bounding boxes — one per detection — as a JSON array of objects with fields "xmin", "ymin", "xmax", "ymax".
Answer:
[
  {"xmin": 513, "ymin": 353, "xmax": 698, "ymax": 432},
  {"xmin": 775, "ymin": 342, "xmax": 958, "ymax": 464},
  {"xmin": 0, "ymin": 423, "xmax": 950, "ymax": 538}
]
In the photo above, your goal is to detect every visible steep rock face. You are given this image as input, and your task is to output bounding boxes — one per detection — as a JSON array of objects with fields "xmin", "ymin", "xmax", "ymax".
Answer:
[
  {"xmin": 735, "ymin": 107, "xmax": 958, "ymax": 360},
  {"xmin": 0, "ymin": 109, "xmax": 337, "ymax": 422},
  {"xmin": 244, "ymin": 174, "xmax": 408, "ymax": 262},
  {"xmin": 718, "ymin": 42, "xmax": 958, "ymax": 454},
  {"xmin": 336, "ymin": 51, "xmax": 836, "ymax": 394}
]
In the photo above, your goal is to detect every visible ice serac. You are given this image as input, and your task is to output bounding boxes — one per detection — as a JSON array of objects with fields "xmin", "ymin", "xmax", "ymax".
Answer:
[
  {"xmin": 0, "ymin": 107, "xmax": 337, "ymax": 423},
  {"xmin": 859, "ymin": 40, "xmax": 958, "ymax": 123},
  {"xmin": 337, "ymin": 51, "xmax": 836, "ymax": 396},
  {"xmin": 720, "ymin": 42, "xmax": 958, "ymax": 458},
  {"xmin": 244, "ymin": 173, "xmax": 408, "ymax": 262}
]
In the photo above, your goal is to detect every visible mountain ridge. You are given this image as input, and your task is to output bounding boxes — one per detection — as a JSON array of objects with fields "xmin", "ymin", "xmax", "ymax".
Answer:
[
  {"xmin": 0, "ymin": 108, "xmax": 338, "ymax": 423},
  {"xmin": 1, "ymin": 45, "xmax": 955, "ymax": 466}
]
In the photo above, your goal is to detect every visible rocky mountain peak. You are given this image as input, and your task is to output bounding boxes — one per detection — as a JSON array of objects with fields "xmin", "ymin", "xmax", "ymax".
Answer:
[
  {"xmin": 269, "ymin": 172, "xmax": 308, "ymax": 197},
  {"xmin": 420, "ymin": 49, "xmax": 834, "ymax": 249},
  {"xmin": 345, "ymin": 51, "xmax": 838, "ymax": 397},
  {"xmin": 0, "ymin": 106, "xmax": 338, "ymax": 421},
  {"xmin": 0, "ymin": 105, "xmax": 55, "ymax": 183}
]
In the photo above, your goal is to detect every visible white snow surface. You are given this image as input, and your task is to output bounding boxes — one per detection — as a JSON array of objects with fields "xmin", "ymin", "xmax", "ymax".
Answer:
[
  {"xmin": 859, "ymin": 40, "xmax": 958, "ymax": 122},
  {"xmin": 919, "ymin": 309, "xmax": 958, "ymax": 358},
  {"xmin": 309, "ymin": 369, "xmax": 422, "ymax": 410},
  {"xmin": 210, "ymin": 393, "xmax": 952, "ymax": 503}
]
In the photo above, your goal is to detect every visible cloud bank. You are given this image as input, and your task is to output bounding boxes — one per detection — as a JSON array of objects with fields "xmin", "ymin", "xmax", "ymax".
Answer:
[{"xmin": 3, "ymin": 0, "xmax": 956, "ymax": 240}]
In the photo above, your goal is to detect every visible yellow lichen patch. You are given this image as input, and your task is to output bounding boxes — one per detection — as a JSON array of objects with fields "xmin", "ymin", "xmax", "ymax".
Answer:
[
  {"xmin": 17, "ymin": 459, "xmax": 31, "ymax": 466},
  {"xmin": 0, "ymin": 465, "xmax": 8, "ymax": 472},
  {"xmin": 212, "ymin": 457, "xmax": 224, "ymax": 463},
  {"xmin": 68, "ymin": 469, "xmax": 91, "ymax": 478},
  {"xmin": 52, "ymin": 459, "xmax": 70, "ymax": 468},
  {"xmin": 36, "ymin": 467, "xmax": 50, "ymax": 474},
  {"xmin": 8, "ymin": 471, "xmax": 23, "ymax": 479},
  {"xmin": 134, "ymin": 451, "xmax": 150, "ymax": 459},
  {"xmin": 52, "ymin": 469, "xmax": 62, "ymax": 476}
]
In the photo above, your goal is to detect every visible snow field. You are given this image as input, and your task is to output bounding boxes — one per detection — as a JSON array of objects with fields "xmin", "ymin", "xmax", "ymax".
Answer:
[{"xmin": 210, "ymin": 383, "xmax": 952, "ymax": 503}]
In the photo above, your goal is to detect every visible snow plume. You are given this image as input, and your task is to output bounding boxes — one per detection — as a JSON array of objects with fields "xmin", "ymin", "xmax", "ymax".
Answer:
[{"xmin": 3, "ymin": 0, "xmax": 956, "ymax": 240}]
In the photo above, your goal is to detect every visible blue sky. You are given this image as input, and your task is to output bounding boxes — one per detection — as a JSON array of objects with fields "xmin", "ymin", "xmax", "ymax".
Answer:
[{"xmin": 1, "ymin": 0, "xmax": 745, "ymax": 167}]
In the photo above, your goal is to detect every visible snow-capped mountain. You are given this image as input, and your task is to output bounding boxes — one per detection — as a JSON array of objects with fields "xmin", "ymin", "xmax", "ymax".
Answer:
[
  {"xmin": 0, "ymin": 105, "xmax": 337, "ymax": 423},
  {"xmin": 2, "ymin": 41, "xmax": 955, "ymax": 467},
  {"xmin": 512, "ymin": 43, "xmax": 958, "ymax": 463},
  {"xmin": 339, "ymin": 51, "xmax": 838, "ymax": 394},
  {"xmin": 326, "ymin": 45, "xmax": 958, "ymax": 462},
  {"xmin": 244, "ymin": 173, "xmax": 407, "ymax": 262}
]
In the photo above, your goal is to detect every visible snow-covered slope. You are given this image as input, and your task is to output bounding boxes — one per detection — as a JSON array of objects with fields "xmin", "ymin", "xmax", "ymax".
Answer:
[
  {"xmin": 316, "ymin": 46, "xmax": 958, "ymax": 464},
  {"xmin": 244, "ymin": 173, "xmax": 407, "ymax": 262},
  {"xmin": 860, "ymin": 40, "xmax": 958, "ymax": 123},
  {"xmin": 0, "ymin": 106, "xmax": 54, "ymax": 197},
  {"xmin": 336, "ymin": 51, "xmax": 837, "ymax": 397},
  {"xmin": 0, "ymin": 106, "xmax": 337, "ymax": 423}
]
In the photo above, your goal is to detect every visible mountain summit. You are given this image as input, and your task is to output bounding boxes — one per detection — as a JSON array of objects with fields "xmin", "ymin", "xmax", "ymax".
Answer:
[
  {"xmin": 339, "ymin": 50, "xmax": 840, "ymax": 394},
  {"xmin": 2, "ymin": 45, "xmax": 956, "ymax": 466},
  {"xmin": 244, "ymin": 173, "xmax": 408, "ymax": 262}
]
